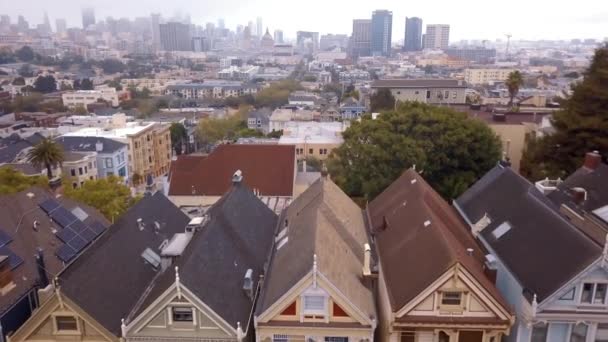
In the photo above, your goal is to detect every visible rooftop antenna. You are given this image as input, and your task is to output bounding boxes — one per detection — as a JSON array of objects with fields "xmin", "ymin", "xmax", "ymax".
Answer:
[{"xmin": 505, "ymin": 33, "xmax": 512, "ymax": 60}]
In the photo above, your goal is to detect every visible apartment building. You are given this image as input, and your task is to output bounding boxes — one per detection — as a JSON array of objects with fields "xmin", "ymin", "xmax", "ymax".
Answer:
[
  {"xmin": 165, "ymin": 81, "xmax": 259, "ymax": 99},
  {"xmin": 62, "ymin": 151, "xmax": 99, "ymax": 188},
  {"xmin": 371, "ymin": 79, "xmax": 467, "ymax": 104},
  {"xmin": 465, "ymin": 68, "xmax": 515, "ymax": 85},
  {"xmin": 61, "ymin": 88, "xmax": 120, "ymax": 108}
]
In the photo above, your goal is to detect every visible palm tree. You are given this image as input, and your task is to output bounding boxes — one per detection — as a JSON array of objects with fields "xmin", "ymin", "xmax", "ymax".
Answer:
[
  {"xmin": 505, "ymin": 70, "xmax": 524, "ymax": 107},
  {"xmin": 27, "ymin": 138, "xmax": 64, "ymax": 179}
]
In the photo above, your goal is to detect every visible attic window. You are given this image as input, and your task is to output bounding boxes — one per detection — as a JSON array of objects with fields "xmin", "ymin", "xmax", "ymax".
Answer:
[
  {"xmin": 55, "ymin": 316, "xmax": 78, "ymax": 331},
  {"xmin": 441, "ymin": 292, "xmax": 462, "ymax": 306},
  {"xmin": 492, "ymin": 222, "xmax": 512, "ymax": 240},
  {"xmin": 172, "ymin": 307, "xmax": 193, "ymax": 322}
]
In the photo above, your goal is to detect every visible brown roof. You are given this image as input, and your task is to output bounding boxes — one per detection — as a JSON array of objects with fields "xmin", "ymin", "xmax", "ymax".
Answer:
[
  {"xmin": 372, "ymin": 79, "xmax": 466, "ymax": 89},
  {"xmin": 168, "ymin": 144, "xmax": 296, "ymax": 197},
  {"xmin": 367, "ymin": 169, "xmax": 511, "ymax": 314}
]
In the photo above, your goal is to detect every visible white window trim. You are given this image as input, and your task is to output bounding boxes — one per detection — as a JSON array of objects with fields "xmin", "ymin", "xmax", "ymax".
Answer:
[
  {"xmin": 51, "ymin": 313, "xmax": 81, "ymax": 335},
  {"xmin": 579, "ymin": 282, "xmax": 608, "ymax": 306}
]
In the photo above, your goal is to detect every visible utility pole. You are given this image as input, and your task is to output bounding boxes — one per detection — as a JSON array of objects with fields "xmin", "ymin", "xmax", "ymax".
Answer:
[{"xmin": 505, "ymin": 34, "xmax": 512, "ymax": 60}]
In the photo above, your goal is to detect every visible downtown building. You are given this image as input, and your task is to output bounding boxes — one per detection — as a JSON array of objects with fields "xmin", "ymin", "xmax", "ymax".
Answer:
[
  {"xmin": 404, "ymin": 17, "xmax": 423, "ymax": 51},
  {"xmin": 350, "ymin": 19, "xmax": 372, "ymax": 58},
  {"xmin": 159, "ymin": 22, "xmax": 192, "ymax": 51},
  {"xmin": 424, "ymin": 24, "xmax": 450, "ymax": 50},
  {"xmin": 371, "ymin": 10, "xmax": 393, "ymax": 57}
]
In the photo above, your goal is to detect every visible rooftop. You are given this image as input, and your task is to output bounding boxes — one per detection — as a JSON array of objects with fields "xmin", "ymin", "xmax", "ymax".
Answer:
[
  {"xmin": 372, "ymin": 79, "xmax": 466, "ymax": 88},
  {"xmin": 61, "ymin": 122, "xmax": 158, "ymax": 139}
]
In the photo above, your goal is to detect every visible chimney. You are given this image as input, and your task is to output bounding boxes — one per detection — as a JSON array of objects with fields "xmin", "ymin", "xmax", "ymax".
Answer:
[
  {"xmin": 35, "ymin": 248, "xmax": 49, "ymax": 288},
  {"xmin": 466, "ymin": 248, "xmax": 474, "ymax": 256},
  {"xmin": 232, "ymin": 170, "xmax": 243, "ymax": 184},
  {"xmin": 570, "ymin": 187, "xmax": 587, "ymax": 205},
  {"xmin": 362, "ymin": 243, "xmax": 372, "ymax": 277},
  {"xmin": 95, "ymin": 140, "xmax": 103, "ymax": 152},
  {"xmin": 584, "ymin": 151, "xmax": 601, "ymax": 171},
  {"xmin": 243, "ymin": 269, "xmax": 253, "ymax": 299}
]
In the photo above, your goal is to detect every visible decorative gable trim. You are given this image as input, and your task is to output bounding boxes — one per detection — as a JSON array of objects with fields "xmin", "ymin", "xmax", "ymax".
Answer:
[{"xmin": 256, "ymin": 270, "xmax": 313, "ymax": 322}]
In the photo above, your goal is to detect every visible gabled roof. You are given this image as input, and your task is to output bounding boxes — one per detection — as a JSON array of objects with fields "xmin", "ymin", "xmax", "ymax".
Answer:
[
  {"xmin": 169, "ymin": 144, "xmax": 296, "ymax": 197},
  {"xmin": 56, "ymin": 136, "xmax": 127, "ymax": 154},
  {"xmin": 58, "ymin": 192, "xmax": 190, "ymax": 336},
  {"xmin": 368, "ymin": 169, "xmax": 509, "ymax": 313},
  {"xmin": 256, "ymin": 178, "xmax": 375, "ymax": 321},
  {"xmin": 0, "ymin": 187, "xmax": 109, "ymax": 320},
  {"xmin": 455, "ymin": 165, "xmax": 601, "ymax": 302},
  {"xmin": 547, "ymin": 162, "xmax": 608, "ymax": 217},
  {"xmin": 128, "ymin": 182, "xmax": 277, "ymax": 331}
]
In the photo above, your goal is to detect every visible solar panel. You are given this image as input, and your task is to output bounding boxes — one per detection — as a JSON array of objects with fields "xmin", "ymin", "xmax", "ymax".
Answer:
[
  {"xmin": 0, "ymin": 246, "xmax": 23, "ymax": 270},
  {"xmin": 80, "ymin": 228, "xmax": 97, "ymax": 243},
  {"xmin": 39, "ymin": 199, "xmax": 60, "ymax": 214},
  {"xmin": 56, "ymin": 244, "xmax": 77, "ymax": 263},
  {"xmin": 69, "ymin": 220, "xmax": 87, "ymax": 233},
  {"xmin": 0, "ymin": 230, "xmax": 13, "ymax": 248},
  {"xmin": 90, "ymin": 221, "xmax": 106, "ymax": 236},
  {"xmin": 56, "ymin": 228, "xmax": 77, "ymax": 244},
  {"xmin": 67, "ymin": 235, "xmax": 87, "ymax": 252},
  {"xmin": 50, "ymin": 207, "xmax": 78, "ymax": 228}
]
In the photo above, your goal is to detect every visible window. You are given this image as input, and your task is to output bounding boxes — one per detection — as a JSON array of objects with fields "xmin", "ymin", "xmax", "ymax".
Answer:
[
  {"xmin": 400, "ymin": 332, "xmax": 415, "ymax": 342},
  {"xmin": 55, "ymin": 316, "xmax": 77, "ymax": 331},
  {"xmin": 88, "ymin": 162, "xmax": 92, "ymax": 169},
  {"xmin": 149, "ymin": 156, "xmax": 153, "ymax": 163},
  {"xmin": 70, "ymin": 169, "xmax": 76, "ymax": 177},
  {"xmin": 596, "ymin": 323, "xmax": 608, "ymax": 342},
  {"xmin": 571, "ymin": 323, "xmax": 588, "ymax": 342},
  {"xmin": 444, "ymin": 91, "xmax": 450, "ymax": 99},
  {"xmin": 560, "ymin": 288, "xmax": 575, "ymax": 300},
  {"xmin": 324, "ymin": 338, "xmax": 347, "ymax": 342},
  {"xmin": 303, "ymin": 295, "xmax": 325, "ymax": 312},
  {"xmin": 530, "ymin": 323, "xmax": 548, "ymax": 342},
  {"xmin": 89, "ymin": 176, "xmax": 93, "ymax": 180},
  {"xmin": 172, "ymin": 307, "xmax": 193, "ymax": 322},
  {"xmin": 581, "ymin": 283, "xmax": 607, "ymax": 304},
  {"xmin": 309, "ymin": 148, "xmax": 313, "ymax": 155},
  {"xmin": 72, "ymin": 183, "xmax": 77, "ymax": 189},
  {"xmin": 105, "ymin": 158, "xmax": 113, "ymax": 168},
  {"xmin": 84, "ymin": 166, "xmax": 87, "ymax": 174},
  {"xmin": 441, "ymin": 291, "xmax": 462, "ymax": 306},
  {"xmin": 119, "ymin": 167, "xmax": 126, "ymax": 177},
  {"xmin": 273, "ymin": 335, "xmax": 289, "ymax": 342}
]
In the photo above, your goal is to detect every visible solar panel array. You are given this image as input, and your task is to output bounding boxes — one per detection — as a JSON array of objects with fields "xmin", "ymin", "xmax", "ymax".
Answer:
[
  {"xmin": 0, "ymin": 230, "xmax": 22, "ymax": 270},
  {"xmin": 39, "ymin": 198, "xmax": 107, "ymax": 263}
]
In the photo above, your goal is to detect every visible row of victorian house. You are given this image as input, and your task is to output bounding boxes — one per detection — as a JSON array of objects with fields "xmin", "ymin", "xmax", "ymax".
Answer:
[{"xmin": 5, "ymin": 151, "xmax": 608, "ymax": 342}]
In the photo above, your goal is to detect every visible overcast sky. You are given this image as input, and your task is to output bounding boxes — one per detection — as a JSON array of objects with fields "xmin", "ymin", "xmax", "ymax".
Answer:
[{"xmin": 4, "ymin": 0, "xmax": 608, "ymax": 41}]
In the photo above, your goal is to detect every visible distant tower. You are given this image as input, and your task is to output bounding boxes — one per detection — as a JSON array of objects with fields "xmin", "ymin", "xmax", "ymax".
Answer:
[
  {"xmin": 404, "ymin": 17, "xmax": 423, "ymax": 51},
  {"xmin": 43, "ymin": 11, "xmax": 52, "ymax": 33},
  {"xmin": 371, "ymin": 10, "xmax": 393, "ymax": 57},
  {"xmin": 256, "ymin": 17, "xmax": 263, "ymax": 38},
  {"xmin": 150, "ymin": 13, "xmax": 161, "ymax": 51},
  {"xmin": 82, "ymin": 7, "xmax": 96, "ymax": 29},
  {"xmin": 351, "ymin": 19, "xmax": 372, "ymax": 58},
  {"xmin": 424, "ymin": 24, "xmax": 450, "ymax": 50},
  {"xmin": 274, "ymin": 30, "xmax": 284, "ymax": 44}
]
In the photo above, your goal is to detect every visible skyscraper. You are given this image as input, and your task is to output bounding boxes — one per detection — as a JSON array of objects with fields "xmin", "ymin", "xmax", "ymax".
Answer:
[
  {"xmin": 404, "ymin": 17, "xmax": 423, "ymax": 51},
  {"xmin": 150, "ymin": 14, "xmax": 161, "ymax": 51},
  {"xmin": 256, "ymin": 17, "xmax": 263, "ymax": 38},
  {"xmin": 55, "ymin": 18, "xmax": 67, "ymax": 35},
  {"xmin": 17, "ymin": 15, "xmax": 29, "ymax": 31},
  {"xmin": 296, "ymin": 31, "xmax": 319, "ymax": 53},
  {"xmin": 274, "ymin": 30, "xmax": 284, "ymax": 44},
  {"xmin": 159, "ymin": 22, "xmax": 192, "ymax": 51},
  {"xmin": 424, "ymin": 24, "xmax": 450, "ymax": 50},
  {"xmin": 351, "ymin": 19, "xmax": 372, "ymax": 58},
  {"xmin": 82, "ymin": 8, "xmax": 95, "ymax": 29},
  {"xmin": 43, "ymin": 12, "xmax": 52, "ymax": 33},
  {"xmin": 371, "ymin": 10, "xmax": 393, "ymax": 57},
  {"xmin": 218, "ymin": 18, "xmax": 225, "ymax": 30}
]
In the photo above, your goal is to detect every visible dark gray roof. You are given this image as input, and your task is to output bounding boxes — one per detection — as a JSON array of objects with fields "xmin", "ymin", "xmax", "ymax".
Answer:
[
  {"xmin": 129, "ymin": 183, "xmax": 277, "ymax": 333},
  {"xmin": 59, "ymin": 192, "xmax": 190, "ymax": 336},
  {"xmin": 56, "ymin": 136, "xmax": 127, "ymax": 154},
  {"xmin": 547, "ymin": 163, "xmax": 608, "ymax": 216},
  {"xmin": 256, "ymin": 178, "xmax": 375, "ymax": 321},
  {"xmin": 372, "ymin": 79, "xmax": 466, "ymax": 88},
  {"xmin": 455, "ymin": 165, "xmax": 601, "ymax": 302},
  {"xmin": 0, "ymin": 140, "xmax": 31, "ymax": 163},
  {"xmin": 248, "ymin": 108, "xmax": 271, "ymax": 122}
]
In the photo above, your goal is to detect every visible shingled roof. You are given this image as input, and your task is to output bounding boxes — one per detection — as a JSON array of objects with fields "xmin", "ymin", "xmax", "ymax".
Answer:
[
  {"xmin": 168, "ymin": 144, "xmax": 295, "ymax": 197},
  {"xmin": 368, "ymin": 169, "xmax": 510, "ymax": 313},
  {"xmin": 455, "ymin": 165, "xmax": 601, "ymax": 303}
]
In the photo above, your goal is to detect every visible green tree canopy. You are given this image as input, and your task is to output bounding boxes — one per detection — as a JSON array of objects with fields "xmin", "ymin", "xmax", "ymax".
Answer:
[
  {"xmin": 27, "ymin": 138, "xmax": 65, "ymax": 179},
  {"xmin": 170, "ymin": 122, "xmax": 188, "ymax": 155},
  {"xmin": 63, "ymin": 175, "xmax": 140, "ymax": 221},
  {"xmin": 327, "ymin": 102, "xmax": 502, "ymax": 200},
  {"xmin": 12, "ymin": 77, "xmax": 25, "ymax": 86},
  {"xmin": 255, "ymin": 80, "xmax": 302, "ymax": 109},
  {"xmin": 370, "ymin": 88, "xmax": 395, "ymax": 112},
  {"xmin": 16, "ymin": 46, "xmax": 35, "ymax": 62},
  {"xmin": 18, "ymin": 64, "xmax": 33, "ymax": 77},
  {"xmin": 98, "ymin": 59, "xmax": 126, "ymax": 74},
  {"xmin": 0, "ymin": 167, "xmax": 48, "ymax": 194},
  {"xmin": 505, "ymin": 70, "xmax": 524, "ymax": 106},
  {"xmin": 33, "ymin": 75, "xmax": 57, "ymax": 93},
  {"xmin": 521, "ymin": 45, "xmax": 608, "ymax": 180}
]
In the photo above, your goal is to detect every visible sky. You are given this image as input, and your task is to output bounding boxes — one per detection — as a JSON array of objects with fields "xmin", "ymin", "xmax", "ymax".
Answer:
[{"xmin": 4, "ymin": 0, "xmax": 608, "ymax": 42}]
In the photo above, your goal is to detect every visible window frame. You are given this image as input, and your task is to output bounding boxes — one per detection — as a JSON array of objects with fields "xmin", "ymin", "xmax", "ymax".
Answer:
[
  {"xmin": 52, "ymin": 314, "xmax": 80, "ymax": 335},
  {"xmin": 441, "ymin": 291, "xmax": 463, "ymax": 306},
  {"xmin": 171, "ymin": 307, "xmax": 194, "ymax": 322},
  {"xmin": 580, "ymin": 282, "xmax": 608, "ymax": 305}
]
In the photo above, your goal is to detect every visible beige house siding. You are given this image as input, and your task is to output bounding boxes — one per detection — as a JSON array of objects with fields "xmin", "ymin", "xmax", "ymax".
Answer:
[
  {"xmin": 389, "ymin": 88, "xmax": 466, "ymax": 105},
  {"xmin": 126, "ymin": 124, "xmax": 172, "ymax": 181},
  {"xmin": 489, "ymin": 123, "xmax": 532, "ymax": 173},
  {"xmin": 292, "ymin": 143, "xmax": 340, "ymax": 161}
]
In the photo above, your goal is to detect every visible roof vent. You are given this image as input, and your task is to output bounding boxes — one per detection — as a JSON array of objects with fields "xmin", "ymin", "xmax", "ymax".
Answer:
[
  {"xmin": 492, "ymin": 222, "xmax": 512, "ymax": 240},
  {"xmin": 411, "ymin": 179, "xmax": 417, "ymax": 184},
  {"xmin": 243, "ymin": 269, "xmax": 253, "ymax": 300},
  {"xmin": 141, "ymin": 248, "xmax": 161, "ymax": 268},
  {"xmin": 161, "ymin": 233, "xmax": 194, "ymax": 257},
  {"xmin": 466, "ymin": 248, "xmax": 474, "ymax": 256},
  {"xmin": 95, "ymin": 141, "xmax": 103, "ymax": 152},
  {"xmin": 232, "ymin": 169, "xmax": 243, "ymax": 183},
  {"xmin": 137, "ymin": 218, "xmax": 144, "ymax": 231}
]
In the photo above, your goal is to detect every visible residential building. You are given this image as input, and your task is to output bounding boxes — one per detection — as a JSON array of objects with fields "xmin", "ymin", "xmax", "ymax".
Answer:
[
  {"xmin": 160, "ymin": 22, "xmax": 192, "ymax": 51},
  {"xmin": 369, "ymin": 169, "xmax": 514, "ymax": 342},
  {"xmin": 455, "ymin": 164, "xmax": 607, "ymax": 342},
  {"xmin": 339, "ymin": 69, "xmax": 370, "ymax": 82},
  {"xmin": 0, "ymin": 187, "xmax": 109, "ymax": 340},
  {"xmin": 424, "ymin": 24, "xmax": 450, "ymax": 50},
  {"xmin": 278, "ymin": 121, "xmax": 347, "ymax": 160},
  {"xmin": 81, "ymin": 8, "xmax": 95, "ymax": 29},
  {"xmin": 218, "ymin": 65, "xmax": 260, "ymax": 81},
  {"xmin": 351, "ymin": 19, "xmax": 372, "ymax": 58},
  {"xmin": 61, "ymin": 88, "xmax": 120, "ymax": 108},
  {"xmin": 288, "ymin": 91, "xmax": 323, "ymax": 107},
  {"xmin": 404, "ymin": 17, "xmax": 423, "ymax": 51},
  {"xmin": 62, "ymin": 121, "xmax": 172, "ymax": 180},
  {"xmin": 371, "ymin": 79, "xmax": 467, "ymax": 104},
  {"xmin": 150, "ymin": 13, "xmax": 161, "ymax": 51},
  {"xmin": 444, "ymin": 48, "xmax": 497, "ymax": 64},
  {"xmin": 296, "ymin": 31, "xmax": 319, "ymax": 53},
  {"xmin": 247, "ymin": 108, "xmax": 272, "ymax": 134},
  {"xmin": 256, "ymin": 17, "xmax": 263, "ymax": 37},
  {"xmin": 168, "ymin": 144, "xmax": 296, "ymax": 208},
  {"xmin": 371, "ymin": 10, "xmax": 393, "ymax": 57},
  {"xmin": 165, "ymin": 82, "xmax": 259, "ymax": 99},
  {"xmin": 340, "ymin": 97, "xmax": 367, "ymax": 120},
  {"xmin": 56, "ymin": 136, "xmax": 129, "ymax": 183},
  {"xmin": 62, "ymin": 151, "xmax": 98, "ymax": 189},
  {"xmin": 255, "ymin": 177, "xmax": 376, "ymax": 342},
  {"xmin": 465, "ymin": 68, "xmax": 516, "ymax": 85}
]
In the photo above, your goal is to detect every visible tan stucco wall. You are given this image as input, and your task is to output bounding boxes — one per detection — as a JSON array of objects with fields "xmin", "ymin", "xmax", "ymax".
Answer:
[{"xmin": 489, "ymin": 124, "xmax": 530, "ymax": 173}]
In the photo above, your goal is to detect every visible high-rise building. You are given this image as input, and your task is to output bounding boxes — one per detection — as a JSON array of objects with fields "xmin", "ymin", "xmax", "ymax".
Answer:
[
  {"xmin": 55, "ymin": 18, "xmax": 67, "ymax": 35},
  {"xmin": 424, "ymin": 24, "xmax": 450, "ymax": 50},
  {"xmin": 404, "ymin": 17, "xmax": 423, "ymax": 51},
  {"xmin": 371, "ymin": 10, "xmax": 393, "ymax": 57},
  {"xmin": 218, "ymin": 18, "xmax": 225, "ymax": 30},
  {"xmin": 82, "ymin": 8, "xmax": 95, "ymax": 29},
  {"xmin": 150, "ymin": 14, "xmax": 161, "ymax": 51},
  {"xmin": 159, "ymin": 22, "xmax": 192, "ymax": 51},
  {"xmin": 256, "ymin": 17, "xmax": 263, "ymax": 38},
  {"xmin": 42, "ymin": 12, "xmax": 52, "ymax": 33},
  {"xmin": 274, "ymin": 30, "xmax": 284, "ymax": 44},
  {"xmin": 320, "ymin": 34, "xmax": 349, "ymax": 51},
  {"xmin": 17, "ymin": 15, "xmax": 29, "ymax": 31},
  {"xmin": 296, "ymin": 31, "xmax": 319, "ymax": 53},
  {"xmin": 351, "ymin": 19, "xmax": 371, "ymax": 58}
]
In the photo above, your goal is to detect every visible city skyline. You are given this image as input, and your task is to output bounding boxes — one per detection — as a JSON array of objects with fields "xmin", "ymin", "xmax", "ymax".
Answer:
[{"xmin": 2, "ymin": 0, "xmax": 607, "ymax": 41}]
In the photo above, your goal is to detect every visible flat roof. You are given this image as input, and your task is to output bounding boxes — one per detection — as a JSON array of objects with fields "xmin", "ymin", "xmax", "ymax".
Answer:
[
  {"xmin": 372, "ymin": 79, "xmax": 466, "ymax": 88},
  {"xmin": 62, "ymin": 122, "xmax": 157, "ymax": 139}
]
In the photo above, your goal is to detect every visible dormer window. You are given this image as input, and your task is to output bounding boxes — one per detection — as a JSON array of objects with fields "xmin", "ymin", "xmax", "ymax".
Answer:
[
  {"xmin": 581, "ymin": 283, "xmax": 607, "ymax": 305},
  {"xmin": 54, "ymin": 315, "xmax": 79, "ymax": 334},
  {"xmin": 172, "ymin": 307, "xmax": 193, "ymax": 322},
  {"xmin": 303, "ymin": 295, "xmax": 325, "ymax": 314}
]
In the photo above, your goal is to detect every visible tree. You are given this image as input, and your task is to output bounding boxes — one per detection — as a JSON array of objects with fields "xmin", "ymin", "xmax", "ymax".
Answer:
[
  {"xmin": 170, "ymin": 122, "xmax": 188, "ymax": 155},
  {"xmin": 78, "ymin": 78, "xmax": 94, "ymax": 90},
  {"xmin": 26, "ymin": 138, "xmax": 65, "ymax": 179},
  {"xmin": 16, "ymin": 46, "xmax": 35, "ymax": 62},
  {"xmin": 33, "ymin": 75, "xmax": 57, "ymax": 93},
  {"xmin": 106, "ymin": 79, "xmax": 123, "ymax": 90},
  {"xmin": 0, "ymin": 167, "xmax": 48, "ymax": 194},
  {"xmin": 505, "ymin": 70, "xmax": 524, "ymax": 106},
  {"xmin": 18, "ymin": 64, "xmax": 33, "ymax": 77},
  {"xmin": 64, "ymin": 175, "xmax": 140, "ymax": 221},
  {"xmin": 266, "ymin": 129, "xmax": 283, "ymax": 138},
  {"xmin": 99, "ymin": 59, "xmax": 126, "ymax": 74},
  {"xmin": 73, "ymin": 104, "xmax": 88, "ymax": 114},
  {"xmin": 327, "ymin": 102, "xmax": 502, "ymax": 200},
  {"xmin": 303, "ymin": 75, "xmax": 318, "ymax": 82},
  {"xmin": 521, "ymin": 45, "xmax": 608, "ymax": 180},
  {"xmin": 12, "ymin": 77, "xmax": 25, "ymax": 86},
  {"xmin": 370, "ymin": 88, "xmax": 395, "ymax": 112},
  {"xmin": 255, "ymin": 80, "xmax": 302, "ymax": 109}
]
